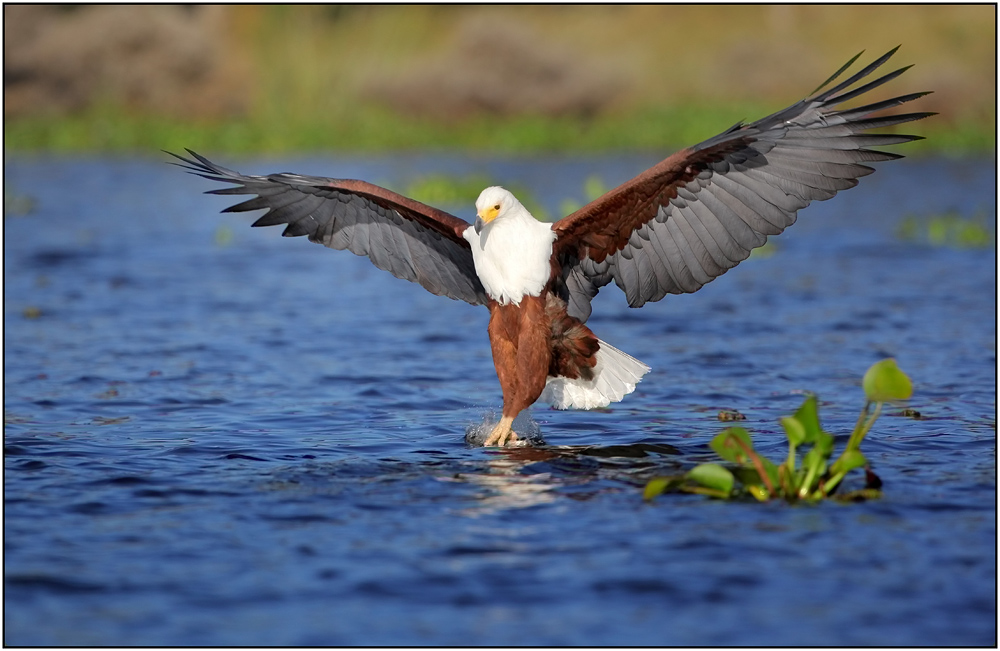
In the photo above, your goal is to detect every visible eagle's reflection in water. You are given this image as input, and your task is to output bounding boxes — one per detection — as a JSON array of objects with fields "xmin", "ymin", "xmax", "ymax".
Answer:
[{"xmin": 449, "ymin": 413, "xmax": 681, "ymax": 515}]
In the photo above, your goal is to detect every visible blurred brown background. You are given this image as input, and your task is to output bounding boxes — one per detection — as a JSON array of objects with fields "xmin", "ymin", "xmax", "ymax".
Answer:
[{"xmin": 4, "ymin": 5, "xmax": 994, "ymax": 149}]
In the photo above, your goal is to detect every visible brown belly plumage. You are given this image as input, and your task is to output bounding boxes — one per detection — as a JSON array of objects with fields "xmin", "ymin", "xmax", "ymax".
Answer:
[{"xmin": 485, "ymin": 292, "xmax": 598, "ymax": 420}]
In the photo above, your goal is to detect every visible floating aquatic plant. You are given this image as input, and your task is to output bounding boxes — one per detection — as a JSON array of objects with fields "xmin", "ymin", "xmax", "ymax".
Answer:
[{"xmin": 644, "ymin": 358, "xmax": 913, "ymax": 503}]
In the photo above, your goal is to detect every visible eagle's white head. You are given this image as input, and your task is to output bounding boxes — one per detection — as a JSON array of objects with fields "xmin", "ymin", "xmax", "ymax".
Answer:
[
  {"xmin": 474, "ymin": 186, "xmax": 525, "ymax": 234},
  {"xmin": 465, "ymin": 185, "xmax": 557, "ymax": 305}
]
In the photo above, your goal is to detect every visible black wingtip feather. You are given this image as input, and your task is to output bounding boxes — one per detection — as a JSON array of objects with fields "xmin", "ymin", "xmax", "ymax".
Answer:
[
  {"xmin": 825, "ymin": 64, "xmax": 915, "ymax": 107},
  {"xmin": 206, "ymin": 186, "xmax": 252, "ymax": 196},
  {"xmin": 830, "ymin": 92, "xmax": 934, "ymax": 122},
  {"xmin": 810, "ymin": 49, "xmax": 865, "ymax": 95},
  {"xmin": 813, "ymin": 47, "xmax": 901, "ymax": 103}
]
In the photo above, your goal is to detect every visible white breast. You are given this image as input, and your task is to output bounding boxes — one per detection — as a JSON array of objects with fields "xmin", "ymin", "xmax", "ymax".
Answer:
[{"xmin": 464, "ymin": 215, "xmax": 556, "ymax": 305}]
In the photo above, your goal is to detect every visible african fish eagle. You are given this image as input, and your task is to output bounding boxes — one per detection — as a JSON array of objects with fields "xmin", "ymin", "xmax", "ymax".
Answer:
[{"xmin": 171, "ymin": 48, "xmax": 931, "ymax": 447}]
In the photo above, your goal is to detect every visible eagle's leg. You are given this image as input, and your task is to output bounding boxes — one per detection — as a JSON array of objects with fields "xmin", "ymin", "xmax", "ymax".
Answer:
[{"xmin": 483, "ymin": 297, "xmax": 551, "ymax": 447}]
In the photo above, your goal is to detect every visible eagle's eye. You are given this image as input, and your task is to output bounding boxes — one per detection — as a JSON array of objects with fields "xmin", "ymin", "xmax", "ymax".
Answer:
[{"xmin": 494, "ymin": 203, "xmax": 501, "ymax": 211}]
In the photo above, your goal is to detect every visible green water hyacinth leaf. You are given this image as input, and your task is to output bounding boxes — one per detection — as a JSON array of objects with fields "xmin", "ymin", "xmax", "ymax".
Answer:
[
  {"xmin": 782, "ymin": 394, "xmax": 826, "ymax": 474},
  {"xmin": 813, "ymin": 429, "xmax": 834, "ymax": 455},
  {"xmin": 781, "ymin": 415, "xmax": 807, "ymax": 447},
  {"xmin": 709, "ymin": 427, "xmax": 754, "ymax": 463},
  {"xmin": 792, "ymin": 394, "xmax": 823, "ymax": 443},
  {"xmin": 863, "ymin": 358, "xmax": 913, "ymax": 402},
  {"xmin": 799, "ymin": 429, "xmax": 835, "ymax": 495},
  {"xmin": 732, "ymin": 466, "xmax": 767, "ymax": 487},
  {"xmin": 825, "ymin": 448, "xmax": 870, "ymax": 496},
  {"xmin": 803, "ymin": 445, "xmax": 829, "ymax": 473},
  {"xmin": 686, "ymin": 463, "xmax": 734, "ymax": 495},
  {"xmin": 710, "ymin": 427, "xmax": 779, "ymax": 493},
  {"xmin": 732, "ymin": 463, "xmax": 781, "ymax": 492},
  {"xmin": 643, "ymin": 477, "xmax": 677, "ymax": 501},
  {"xmin": 836, "ymin": 449, "xmax": 868, "ymax": 474},
  {"xmin": 758, "ymin": 455, "xmax": 781, "ymax": 490}
]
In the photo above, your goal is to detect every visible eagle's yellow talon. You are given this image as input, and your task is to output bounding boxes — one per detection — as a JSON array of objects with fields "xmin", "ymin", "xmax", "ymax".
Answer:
[{"xmin": 484, "ymin": 416, "xmax": 518, "ymax": 447}]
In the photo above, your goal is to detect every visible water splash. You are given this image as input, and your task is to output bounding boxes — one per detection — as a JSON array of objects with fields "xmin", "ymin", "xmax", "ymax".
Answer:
[{"xmin": 463, "ymin": 409, "xmax": 545, "ymax": 447}]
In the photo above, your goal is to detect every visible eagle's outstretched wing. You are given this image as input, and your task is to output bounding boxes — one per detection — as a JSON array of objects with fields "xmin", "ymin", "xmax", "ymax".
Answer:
[
  {"xmin": 551, "ymin": 47, "xmax": 933, "ymax": 322},
  {"xmin": 170, "ymin": 150, "xmax": 488, "ymax": 305}
]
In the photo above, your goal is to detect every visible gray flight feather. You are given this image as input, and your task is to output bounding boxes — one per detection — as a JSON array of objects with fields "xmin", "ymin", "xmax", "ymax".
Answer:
[
  {"xmin": 553, "ymin": 48, "xmax": 933, "ymax": 321},
  {"xmin": 168, "ymin": 150, "xmax": 488, "ymax": 306}
]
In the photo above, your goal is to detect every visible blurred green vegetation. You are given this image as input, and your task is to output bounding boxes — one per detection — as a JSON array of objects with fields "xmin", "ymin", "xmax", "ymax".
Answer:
[
  {"xmin": 4, "ymin": 5, "xmax": 994, "ymax": 155},
  {"xmin": 5, "ymin": 94, "xmax": 990, "ymax": 157},
  {"xmin": 4, "ymin": 187, "xmax": 37, "ymax": 216},
  {"xmin": 398, "ymin": 174, "xmax": 552, "ymax": 221},
  {"xmin": 897, "ymin": 211, "xmax": 996, "ymax": 249},
  {"xmin": 3, "ymin": 101, "xmax": 814, "ymax": 154},
  {"xmin": 559, "ymin": 174, "xmax": 609, "ymax": 216}
]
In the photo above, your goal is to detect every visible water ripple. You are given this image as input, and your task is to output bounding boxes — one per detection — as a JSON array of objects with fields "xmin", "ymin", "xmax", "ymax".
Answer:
[{"xmin": 3, "ymin": 155, "xmax": 995, "ymax": 646}]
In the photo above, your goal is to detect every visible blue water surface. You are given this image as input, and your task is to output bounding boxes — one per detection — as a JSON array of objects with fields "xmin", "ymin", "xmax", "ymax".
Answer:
[{"xmin": 4, "ymin": 153, "xmax": 996, "ymax": 645}]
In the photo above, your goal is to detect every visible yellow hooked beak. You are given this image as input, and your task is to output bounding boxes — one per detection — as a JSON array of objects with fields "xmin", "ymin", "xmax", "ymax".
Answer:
[{"xmin": 474, "ymin": 204, "xmax": 501, "ymax": 234}]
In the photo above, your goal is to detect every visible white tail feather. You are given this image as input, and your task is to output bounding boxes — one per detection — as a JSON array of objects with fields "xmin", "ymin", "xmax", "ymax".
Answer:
[{"xmin": 538, "ymin": 339, "xmax": 651, "ymax": 410}]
